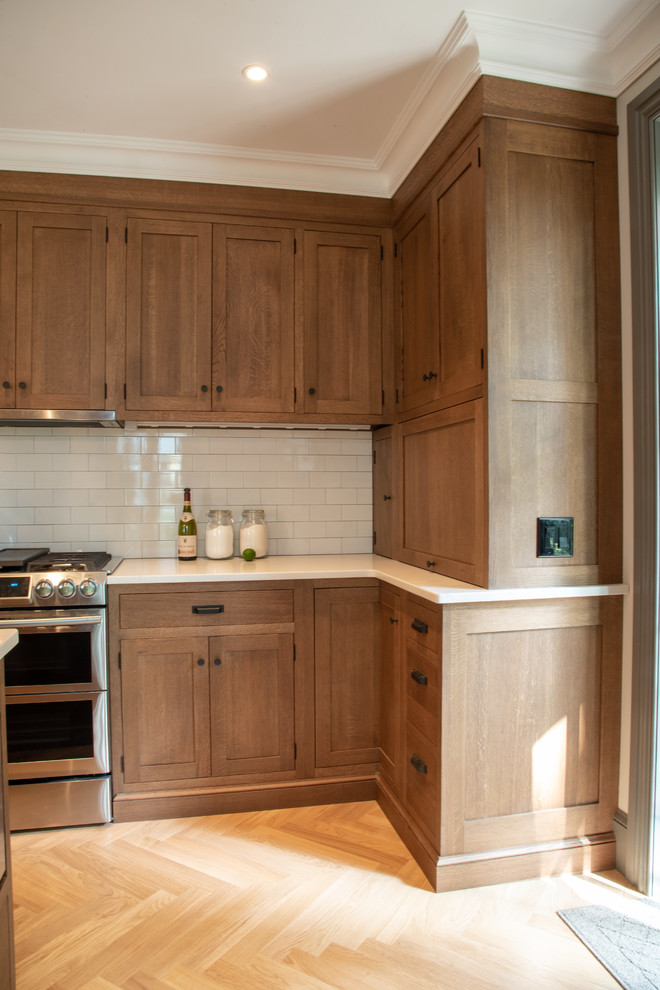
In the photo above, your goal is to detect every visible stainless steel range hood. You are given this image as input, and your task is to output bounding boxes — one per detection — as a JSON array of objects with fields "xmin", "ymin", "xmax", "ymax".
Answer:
[{"xmin": 0, "ymin": 409, "xmax": 123, "ymax": 428}]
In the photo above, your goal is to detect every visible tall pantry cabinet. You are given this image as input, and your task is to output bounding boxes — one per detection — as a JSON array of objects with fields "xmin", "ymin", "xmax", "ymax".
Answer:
[{"xmin": 386, "ymin": 78, "xmax": 622, "ymax": 591}]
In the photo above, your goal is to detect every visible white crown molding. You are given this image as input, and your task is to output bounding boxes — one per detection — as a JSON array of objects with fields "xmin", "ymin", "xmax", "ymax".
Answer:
[{"xmin": 0, "ymin": 5, "xmax": 658, "ymax": 197}]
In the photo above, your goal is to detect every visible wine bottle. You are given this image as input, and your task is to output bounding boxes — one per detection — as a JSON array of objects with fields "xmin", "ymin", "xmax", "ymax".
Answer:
[{"xmin": 177, "ymin": 487, "xmax": 197, "ymax": 561}]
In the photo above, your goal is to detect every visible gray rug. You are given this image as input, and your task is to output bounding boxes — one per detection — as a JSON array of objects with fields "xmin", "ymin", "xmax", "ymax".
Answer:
[{"xmin": 559, "ymin": 903, "xmax": 660, "ymax": 989}]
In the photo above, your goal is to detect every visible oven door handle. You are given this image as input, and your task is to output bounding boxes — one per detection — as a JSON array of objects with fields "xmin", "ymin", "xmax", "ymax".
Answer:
[{"xmin": 0, "ymin": 615, "xmax": 102, "ymax": 629}]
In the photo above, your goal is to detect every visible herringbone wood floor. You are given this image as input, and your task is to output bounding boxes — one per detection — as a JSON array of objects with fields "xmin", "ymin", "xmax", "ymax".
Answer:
[{"xmin": 10, "ymin": 800, "xmax": 631, "ymax": 989}]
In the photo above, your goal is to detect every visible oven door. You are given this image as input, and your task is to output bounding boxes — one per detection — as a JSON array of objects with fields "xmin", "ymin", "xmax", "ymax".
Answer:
[
  {"xmin": 0, "ymin": 609, "xmax": 107, "ymax": 693},
  {"xmin": 5, "ymin": 691, "xmax": 110, "ymax": 779}
]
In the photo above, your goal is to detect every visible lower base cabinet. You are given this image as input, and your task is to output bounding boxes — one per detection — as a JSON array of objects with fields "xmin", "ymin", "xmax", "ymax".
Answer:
[
  {"xmin": 109, "ymin": 579, "xmax": 622, "ymax": 893},
  {"xmin": 377, "ymin": 590, "xmax": 623, "ymax": 892}
]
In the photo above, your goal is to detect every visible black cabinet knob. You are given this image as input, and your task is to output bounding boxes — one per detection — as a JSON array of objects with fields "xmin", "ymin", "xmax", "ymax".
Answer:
[
  {"xmin": 2, "ymin": 381, "xmax": 10, "ymax": 389},
  {"xmin": 18, "ymin": 381, "xmax": 26, "ymax": 389},
  {"xmin": 201, "ymin": 384, "xmax": 208, "ymax": 392},
  {"xmin": 214, "ymin": 657, "xmax": 221, "ymax": 666},
  {"xmin": 197, "ymin": 658, "xmax": 205, "ymax": 666},
  {"xmin": 216, "ymin": 385, "xmax": 223, "ymax": 393},
  {"xmin": 410, "ymin": 753, "xmax": 428, "ymax": 774},
  {"xmin": 308, "ymin": 387, "xmax": 316, "ymax": 395}
]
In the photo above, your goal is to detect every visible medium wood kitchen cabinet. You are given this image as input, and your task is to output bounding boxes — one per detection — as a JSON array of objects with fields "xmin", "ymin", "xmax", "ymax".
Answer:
[
  {"xmin": 212, "ymin": 223, "xmax": 295, "ymax": 414},
  {"xmin": 119, "ymin": 631, "xmax": 294, "ymax": 784},
  {"xmin": 1, "ymin": 210, "xmax": 107, "ymax": 411},
  {"xmin": 313, "ymin": 585, "xmax": 381, "ymax": 772},
  {"xmin": 299, "ymin": 229, "xmax": 385, "ymax": 418},
  {"xmin": 397, "ymin": 136, "xmax": 485, "ymax": 419},
  {"xmin": 377, "ymin": 588, "xmax": 623, "ymax": 892},
  {"xmin": 0, "ymin": 659, "xmax": 15, "ymax": 990},
  {"xmin": 391, "ymin": 81, "xmax": 622, "ymax": 589},
  {"xmin": 124, "ymin": 217, "xmax": 213, "ymax": 413}
]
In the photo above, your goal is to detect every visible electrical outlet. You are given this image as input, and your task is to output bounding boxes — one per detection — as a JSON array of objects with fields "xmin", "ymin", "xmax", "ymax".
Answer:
[{"xmin": 537, "ymin": 517, "xmax": 574, "ymax": 557}]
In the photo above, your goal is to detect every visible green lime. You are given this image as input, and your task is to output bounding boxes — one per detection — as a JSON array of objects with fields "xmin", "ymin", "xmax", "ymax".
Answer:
[{"xmin": 242, "ymin": 548, "xmax": 256, "ymax": 561}]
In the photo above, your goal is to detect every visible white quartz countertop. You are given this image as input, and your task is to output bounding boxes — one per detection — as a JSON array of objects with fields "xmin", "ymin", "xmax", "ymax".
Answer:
[
  {"xmin": 109, "ymin": 554, "xmax": 629, "ymax": 605},
  {"xmin": 0, "ymin": 628, "xmax": 18, "ymax": 660}
]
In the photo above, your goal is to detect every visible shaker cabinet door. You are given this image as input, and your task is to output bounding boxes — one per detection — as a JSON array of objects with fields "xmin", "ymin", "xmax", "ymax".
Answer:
[
  {"xmin": 125, "ymin": 218, "xmax": 212, "ymax": 413},
  {"xmin": 212, "ymin": 224, "xmax": 295, "ymax": 414}
]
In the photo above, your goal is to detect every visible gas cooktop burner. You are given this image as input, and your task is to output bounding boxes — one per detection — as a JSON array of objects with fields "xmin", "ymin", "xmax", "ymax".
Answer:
[{"xmin": 26, "ymin": 551, "xmax": 113, "ymax": 572}]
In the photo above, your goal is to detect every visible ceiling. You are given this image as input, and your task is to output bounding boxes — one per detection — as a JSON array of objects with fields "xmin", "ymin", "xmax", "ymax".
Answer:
[{"xmin": 0, "ymin": 0, "xmax": 659, "ymax": 197}]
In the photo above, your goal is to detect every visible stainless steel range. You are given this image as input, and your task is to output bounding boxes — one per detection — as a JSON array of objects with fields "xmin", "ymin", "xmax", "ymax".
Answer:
[{"xmin": 0, "ymin": 547, "xmax": 122, "ymax": 831}]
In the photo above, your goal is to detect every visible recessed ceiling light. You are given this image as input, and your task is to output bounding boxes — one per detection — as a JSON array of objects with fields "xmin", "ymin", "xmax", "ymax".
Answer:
[{"xmin": 242, "ymin": 64, "xmax": 269, "ymax": 82}]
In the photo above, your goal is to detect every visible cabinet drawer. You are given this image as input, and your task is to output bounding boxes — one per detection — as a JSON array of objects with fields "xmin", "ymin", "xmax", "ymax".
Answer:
[
  {"xmin": 404, "ymin": 723, "xmax": 439, "ymax": 845},
  {"xmin": 406, "ymin": 599, "xmax": 441, "ymax": 656},
  {"xmin": 406, "ymin": 648, "xmax": 439, "ymax": 743},
  {"xmin": 119, "ymin": 589, "xmax": 294, "ymax": 629}
]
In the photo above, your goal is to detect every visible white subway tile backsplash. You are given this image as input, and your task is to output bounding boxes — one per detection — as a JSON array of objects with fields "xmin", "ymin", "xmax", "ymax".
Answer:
[{"xmin": 0, "ymin": 426, "xmax": 373, "ymax": 558}]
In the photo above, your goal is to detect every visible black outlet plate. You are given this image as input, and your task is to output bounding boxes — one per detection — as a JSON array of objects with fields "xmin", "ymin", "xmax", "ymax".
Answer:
[{"xmin": 537, "ymin": 517, "xmax": 574, "ymax": 557}]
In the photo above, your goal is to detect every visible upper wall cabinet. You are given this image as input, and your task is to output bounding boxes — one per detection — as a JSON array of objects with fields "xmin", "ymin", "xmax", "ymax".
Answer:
[
  {"xmin": 125, "ymin": 218, "xmax": 213, "ymax": 413},
  {"xmin": 212, "ymin": 224, "xmax": 295, "ymax": 415},
  {"xmin": 397, "ymin": 138, "xmax": 485, "ymax": 418},
  {"xmin": 299, "ymin": 229, "xmax": 384, "ymax": 418},
  {"xmin": 1, "ymin": 210, "xmax": 107, "ymax": 410},
  {"xmin": 122, "ymin": 218, "xmax": 388, "ymax": 423}
]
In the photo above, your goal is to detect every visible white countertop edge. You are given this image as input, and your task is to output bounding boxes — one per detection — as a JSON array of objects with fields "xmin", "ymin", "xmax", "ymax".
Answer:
[
  {"xmin": 0, "ymin": 628, "xmax": 19, "ymax": 660},
  {"xmin": 108, "ymin": 554, "xmax": 629, "ymax": 605}
]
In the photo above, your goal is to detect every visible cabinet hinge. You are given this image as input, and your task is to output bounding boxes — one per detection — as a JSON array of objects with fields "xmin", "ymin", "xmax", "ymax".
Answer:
[
  {"xmin": 294, "ymin": 237, "xmax": 297, "ymax": 254},
  {"xmin": 106, "ymin": 227, "xmax": 109, "ymax": 242},
  {"xmin": 394, "ymin": 242, "xmax": 398, "ymax": 258},
  {"xmin": 294, "ymin": 743, "xmax": 297, "ymax": 760},
  {"xmin": 121, "ymin": 755, "xmax": 124, "ymax": 772},
  {"xmin": 293, "ymin": 643, "xmax": 296, "ymax": 661},
  {"xmin": 478, "ymin": 147, "xmax": 482, "ymax": 167},
  {"xmin": 118, "ymin": 651, "xmax": 121, "ymax": 669},
  {"xmin": 380, "ymin": 245, "xmax": 384, "ymax": 260},
  {"xmin": 373, "ymin": 449, "xmax": 376, "ymax": 464},
  {"xmin": 125, "ymin": 226, "xmax": 128, "ymax": 243},
  {"xmin": 123, "ymin": 383, "xmax": 127, "ymax": 400},
  {"xmin": 481, "ymin": 348, "xmax": 484, "ymax": 369},
  {"xmin": 104, "ymin": 382, "xmax": 108, "ymax": 399},
  {"xmin": 381, "ymin": 388, "xmax": 385, "ymax": 406},
  {"xmin": 395, "ymin": 387, "xmax": 399, "ymax": 404},
  {"xmin": 294, "ymin": 386, "xmax": 297, "ymax": 404}
]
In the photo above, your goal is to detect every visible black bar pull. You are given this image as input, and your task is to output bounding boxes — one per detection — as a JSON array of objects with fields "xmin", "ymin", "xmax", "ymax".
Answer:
[
  {"xmin": 192, "ymin": 605, "xmax": 225, "ymax": 614},
  {"xmin": 411, "ymin": 618, "xmax": 428, "ymax": 634},
  {"xmin": 411, "ymin": 754, "xmax": 428, "ymax": 774},
  {"xmin": 410, "ymin": 668, "xmax": 428, "ymax": 686}
]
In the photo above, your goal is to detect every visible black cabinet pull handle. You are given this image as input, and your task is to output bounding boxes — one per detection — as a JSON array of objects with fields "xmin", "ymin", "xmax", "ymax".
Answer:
[
  {"xmin": 411, "ymin": 668, "xmax": 428, "ymax": 685},
  {"xmin": 214, "ymin": 657, "xmax": 221, "ymax": 666},
  {"xmin": 389, "ymin": 616, "xmax": 399, "ymax": 624},
  {"xmin": 192, "ymin": 605, "xmax": 225, "ymax": 614},
  {"xmin": 197, "ymin": 658, "xmax": 205, "ymax": 666},
  {"xmin": 422, "ymin": 371, "xmax": 438, "ymax": 381},
  {"xmin": 411, "ymin": 754, "xmax": 428, "ymax": 774},
  {"xmin": 426, "ymin": 560, "xmax": 436, "ymax": 569},
  {"xmin": 308, "ymin": 387, "xmax": 316, "ymax": 395},
  {"xmin": 383, "ymin": 494, "xmax": 392, "ymax": 501},
  {"xmin": 411, "ymin": 618, "xmax": 428, "ymax": 634}
]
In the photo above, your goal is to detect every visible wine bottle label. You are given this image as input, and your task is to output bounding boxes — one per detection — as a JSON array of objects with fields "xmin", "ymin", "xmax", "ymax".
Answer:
[
  {"xmin": 178, "ymin": 535, "xmax": 197, "ymax": 555},
  {"xmin": 180, "ymin": 512, "xmax": 194, "ymax": 522}
]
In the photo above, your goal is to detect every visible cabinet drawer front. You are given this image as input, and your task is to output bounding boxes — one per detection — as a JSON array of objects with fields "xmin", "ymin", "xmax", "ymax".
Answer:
[
  {"xmin": 406, "ymin": 648, "xmax": 439, "ymax": 743},
  {"xmin": 407, "ymin": 599, "xmax": 441, "ymax": 656},
  {"xmin": 405, "ymin": 724, "xmax": 439, "ymax": 846},
  {"xmin": 119, "ymin": 590, "xmax": 294, "ymax": 629}
]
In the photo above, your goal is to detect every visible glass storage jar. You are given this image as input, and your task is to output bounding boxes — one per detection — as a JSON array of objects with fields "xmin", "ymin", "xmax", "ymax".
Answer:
[
  {"xmin": 239, "ymin": 508, "xmax": 268, "ymax": 558},
  {"xmin": 205, "ymin": 509, "xmax": 234, "ymax": 559}
]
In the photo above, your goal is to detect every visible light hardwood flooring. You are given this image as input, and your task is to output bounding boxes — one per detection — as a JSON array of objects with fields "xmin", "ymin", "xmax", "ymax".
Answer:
[{"xmin": 9, "ymin": 800, "xmax": 636, "ymax": 989}]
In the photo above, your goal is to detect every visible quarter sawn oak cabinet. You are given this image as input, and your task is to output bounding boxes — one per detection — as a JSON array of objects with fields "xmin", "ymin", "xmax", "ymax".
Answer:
[{"xmin": 1, "ymin": 210, "xmax": 107, "ymax": 411}]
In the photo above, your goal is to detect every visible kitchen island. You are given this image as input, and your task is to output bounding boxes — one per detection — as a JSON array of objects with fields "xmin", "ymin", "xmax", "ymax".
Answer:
[{"xmin": 108, "ymin": 555, "xmax": 626, "ymax": 891}]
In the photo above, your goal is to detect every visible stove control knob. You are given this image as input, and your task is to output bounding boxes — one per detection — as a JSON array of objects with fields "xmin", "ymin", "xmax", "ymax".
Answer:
[
  {"xmin": 79, "ymin": 579, "xmax": 98, "ymax": 598},
  {"xmin": 34, "ymin": 580, "xmax": 54, "ymax": 600},
  {"xmin": 57, "ymin": 578, "xmax": 76, "ymax": 599}
]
